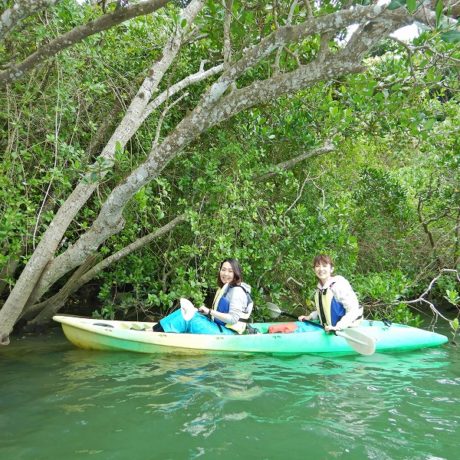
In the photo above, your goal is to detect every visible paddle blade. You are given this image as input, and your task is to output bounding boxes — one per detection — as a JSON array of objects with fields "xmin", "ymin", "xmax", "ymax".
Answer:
[
  {"xmin": 266, "ymin": 302, "xmax": 282, "ymax": 319},
  {"xmin": 180, "ymin": 298, "xmax": 196, "ymax": 321},
  {"xmin": 337, "ymin": 329, "xmax": 376, "ymax": 356}
]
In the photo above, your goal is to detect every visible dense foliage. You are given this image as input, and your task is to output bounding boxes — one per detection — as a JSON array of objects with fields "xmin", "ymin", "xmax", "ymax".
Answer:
[{"xmin": 1, "ymin": 0, "xmax": 459, "ymax": 333}]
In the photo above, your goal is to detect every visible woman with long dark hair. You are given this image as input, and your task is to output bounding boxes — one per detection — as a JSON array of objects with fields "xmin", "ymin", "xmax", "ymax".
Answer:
[{"xmin": 153, "ymin": 258, "xmax": 253, "ymax": 335}]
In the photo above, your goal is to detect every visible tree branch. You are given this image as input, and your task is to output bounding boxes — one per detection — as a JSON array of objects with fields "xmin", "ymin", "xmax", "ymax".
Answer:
[
  {"xmin": 0, "ymin": 0, "xmax": 61, "ymax": 40},
  {"xmin": 0, "ymin": 0, "xmax": 171, "ymax": 86},
  {"xmin": 222, "ymin": 0, "xmax": 233, "ymax": 69},
  {"xmin": 0, "ymin": 0, "xmax": 204, "ymax": 339},
  {"xmin": 142, "ymin": 61, "xmax": 224, "ymax": 123},
  {"xmin": 403, "ymin": 269, "xmax": 459, "ymax": 322},
  {"xmin": 255, "ymin": 141, "xmax": 334, "ymax": 181},
  {"xmin": 32, "ymin": 6, "xmax": 410, "ymax": 298},
  {"xmin": 152, "ymin": 91, "xmax": 189, "ymax": 148},
  {"xmin": 23, "ymin": 213, "xmax": 187, "ymax": 325},
  {"xmin": 274, "ymin": 0, "xmax": 298, "ymax": 74}
]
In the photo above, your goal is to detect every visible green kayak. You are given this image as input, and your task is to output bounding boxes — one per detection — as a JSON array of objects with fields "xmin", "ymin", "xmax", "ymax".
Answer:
[{"xmin": 53, "ymin": 315, "xmax": 448, "ymax": 356}]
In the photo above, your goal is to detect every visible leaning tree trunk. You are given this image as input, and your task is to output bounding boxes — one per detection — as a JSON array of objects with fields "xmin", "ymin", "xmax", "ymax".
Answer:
[
  {"xmin": 0, "ymin": 0, "xmax": 204, "ymax": 344},
  {"xmin": 21, "ymin": 254, "xmax": 100, "ymax": 329},
  {"xmin": 23, "ymin": 214, "xmax": 187, "ymax": 326}
]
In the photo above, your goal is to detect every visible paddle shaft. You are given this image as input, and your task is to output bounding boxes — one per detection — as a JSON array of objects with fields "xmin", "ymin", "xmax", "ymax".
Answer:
[{"xmin": 276, "ymin": 310, "xmax": 323, "ymax": 330}]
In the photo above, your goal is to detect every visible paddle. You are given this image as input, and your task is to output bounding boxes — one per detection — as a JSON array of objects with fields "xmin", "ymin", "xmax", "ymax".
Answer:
[{"xmin": 266, "ymin": 302, "xmax": 376, "ymax": 356}]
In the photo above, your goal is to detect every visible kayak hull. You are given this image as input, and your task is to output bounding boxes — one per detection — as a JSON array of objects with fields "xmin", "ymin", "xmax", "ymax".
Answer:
[{"xmin": 53, "ymin": 315, "xmax": 448, "ymax": 356}]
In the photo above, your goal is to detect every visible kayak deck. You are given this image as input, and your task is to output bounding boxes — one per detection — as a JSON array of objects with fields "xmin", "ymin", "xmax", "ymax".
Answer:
[{"xmin": 53, "ymin": 315, "xmax": 448, "ymax": 356}]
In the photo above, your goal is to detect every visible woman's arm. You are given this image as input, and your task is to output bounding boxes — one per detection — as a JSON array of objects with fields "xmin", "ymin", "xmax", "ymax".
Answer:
[
  {"xmin": 208, "ymin": 287, "xmax": 246, "ymax": 325},
  {"xmin": 331, "ymin": 276, "xmax": 363, "ymax": 330}
]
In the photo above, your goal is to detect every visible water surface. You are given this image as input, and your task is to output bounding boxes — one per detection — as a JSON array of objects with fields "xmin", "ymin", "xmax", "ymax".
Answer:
[{"xmin": 1, "ymin": 328, "xmax": 458, "ymax": 459}]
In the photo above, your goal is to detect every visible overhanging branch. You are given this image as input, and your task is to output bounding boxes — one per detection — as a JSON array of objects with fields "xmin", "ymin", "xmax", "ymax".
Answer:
[{"xmin": 0, "ymin": 0, "xmax": 171, "ymax": 86}]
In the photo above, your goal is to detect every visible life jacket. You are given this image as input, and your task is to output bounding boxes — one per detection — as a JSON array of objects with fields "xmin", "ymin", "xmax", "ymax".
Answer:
[
  {"xmin": 314, "ymin": 283, "xmax": 346, "ymax": 327},
  {"xmin": 212, "ymin": 283, "xmax": 253, "ymax": 333}
]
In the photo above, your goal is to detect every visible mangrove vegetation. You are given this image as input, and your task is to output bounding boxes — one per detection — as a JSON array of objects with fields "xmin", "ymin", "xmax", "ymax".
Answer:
[{"xmin": 1, "ymin": 0, "xmax": 459, "ymax": 344}]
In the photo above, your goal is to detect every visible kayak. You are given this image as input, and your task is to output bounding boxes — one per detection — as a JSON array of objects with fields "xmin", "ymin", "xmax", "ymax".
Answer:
[{"xmin": 53, "ymin": 315, "xmax": 448, "ymax": 356}]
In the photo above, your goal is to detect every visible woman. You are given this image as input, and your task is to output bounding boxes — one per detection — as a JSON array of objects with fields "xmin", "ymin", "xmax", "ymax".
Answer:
[
  {"xmin": 153, "ymin": 258, "xmax": 253, "ymax": 335},
  {"xmin": 298, "ymin": 254, "xmax": 363, "ymax": 332}
]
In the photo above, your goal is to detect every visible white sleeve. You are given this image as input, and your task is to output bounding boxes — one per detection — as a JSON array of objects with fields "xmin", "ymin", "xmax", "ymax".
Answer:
[{"xmin": 332, "ymin": 276, "xmax": 363, "ymax": 329}]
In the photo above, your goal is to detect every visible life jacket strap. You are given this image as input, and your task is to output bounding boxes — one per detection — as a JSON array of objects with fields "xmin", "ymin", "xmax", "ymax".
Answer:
[{"xmin": 317, "ymin": 288, "xmax": 328, "ymax": 325}]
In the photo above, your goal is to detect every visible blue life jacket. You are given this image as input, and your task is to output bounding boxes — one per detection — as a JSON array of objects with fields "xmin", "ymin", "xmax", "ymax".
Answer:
[
  {"xmin": 315, "ymin": 284, "xmax": 346, "ymax": 327},
  {"xmin": 214, "ymin": 285, "xmax": 252, "ymax": 327}
]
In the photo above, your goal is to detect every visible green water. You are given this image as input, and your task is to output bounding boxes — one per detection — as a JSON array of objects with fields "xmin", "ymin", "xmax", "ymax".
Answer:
[{"xmin": 1, "ymin": 329, "xmax": 459, "ymax": 460}]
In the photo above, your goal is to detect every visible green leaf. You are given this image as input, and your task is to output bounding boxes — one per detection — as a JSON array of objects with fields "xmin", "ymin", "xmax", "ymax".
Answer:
[
  {"xmin": 440, "ymin": 30, "xmax": 460, "ymax": 43},
  {"xmin": 387, "ymin": 0, "xmax": 406, "ymax": 10},
  {"xmin": 181, "ymin": 18, "xmax": 187, "ymax": 28},
  {"xmin": 406, "ymin": 0, "xmax": 417, "ymax": 13},
  {"xmin": 435, "ymin": 0, "xmax": 443, "ymax": 29},
  {"xmin": 115, "ymin": 141, "xmax": 123, "ymax": 156},
  {"xmin": 444, "ymin": 289, "xmax": 460, "ymax": 306}
]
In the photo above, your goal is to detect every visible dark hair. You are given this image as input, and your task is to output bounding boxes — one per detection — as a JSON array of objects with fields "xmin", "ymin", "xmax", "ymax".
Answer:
[
  {"xmin": 217, "ymin": 258, "xmax": 243, "ymax": 287},
  {"xmin": 313, "ymin": 254, "xmax": 334, "ymax": 268}
]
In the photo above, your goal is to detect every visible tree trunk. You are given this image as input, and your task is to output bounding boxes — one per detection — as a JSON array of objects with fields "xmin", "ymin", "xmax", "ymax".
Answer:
[
  {"xmin": 0, "ymin": 0, "xmax": 204, "ymax": 344},
  {"xmin": 23, "ymin": 214, "xmax": 186, "ymax": 326}
]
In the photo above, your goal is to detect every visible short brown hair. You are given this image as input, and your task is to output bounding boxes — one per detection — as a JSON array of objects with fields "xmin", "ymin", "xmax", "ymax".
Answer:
[{"xmin": 313, "ymin": 254, "xmax": 334, "ymax": 268}]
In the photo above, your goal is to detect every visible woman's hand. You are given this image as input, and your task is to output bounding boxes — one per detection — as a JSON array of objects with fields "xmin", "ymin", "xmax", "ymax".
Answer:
[
  {"xmin": 198, "ymin": 306, "xmax": 211, "ymax": 315},
  {"xmin": 298, "ymin": 314, "xmax": 311, "ymax": 322},
  {"xmin": 324, "ymin": 325, "xmax": 341, "ymax": 332}
]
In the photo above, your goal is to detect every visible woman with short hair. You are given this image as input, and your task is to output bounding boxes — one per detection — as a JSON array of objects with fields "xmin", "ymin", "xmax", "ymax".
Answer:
[{"xmin": 298, "ymin": 254, "xmax": 363, "ymax": 332}]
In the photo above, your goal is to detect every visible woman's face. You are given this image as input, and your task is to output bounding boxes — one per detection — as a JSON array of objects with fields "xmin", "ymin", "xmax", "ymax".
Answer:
[
  {"xmin": 219, "ymin": 261, "xmax": 235, "ymax": 284},
  {"xmin": 314, "ymin": 262, "xmax": 333, "ymax": 285}
]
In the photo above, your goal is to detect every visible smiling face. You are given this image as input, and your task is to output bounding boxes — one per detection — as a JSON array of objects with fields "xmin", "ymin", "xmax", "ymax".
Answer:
[
  {"xmin": 314, "ymin": 261, "xmax": 333, "ymax": 285},
  {"xmin": 219, "ymin": 261, "xmax": 235, "ymax": 285}
]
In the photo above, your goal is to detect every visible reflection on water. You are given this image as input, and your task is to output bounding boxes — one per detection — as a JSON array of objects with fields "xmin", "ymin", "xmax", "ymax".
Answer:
[{"xmin": 0, "ymin": 332, "xmax": 459, "ymax": 460}]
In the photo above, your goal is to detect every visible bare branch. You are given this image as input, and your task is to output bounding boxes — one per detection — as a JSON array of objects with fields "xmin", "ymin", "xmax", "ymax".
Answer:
[
  {"xmin": 142, "ymin": 62, "xmax": 224, "ymax": 123},
  {"xmin": 152, "ymin": 91, "xmax": 189, "ymax": 148},
  {"xmin": 222, "ymin": 0, "xmax": 233, "ymax": 69},
  {"xmin": 285, "ymin": 175, "xmax": 311, "ymax": 214},
  {"xmin": 0, "ymin": 0, "xmax": 171, "ymax": 86},
  {"xmin": 33, "ymin": 62, "xmax": 63, "ymax": 249},
  {"xmin": 255, "ymin": 141, "xmax": 334, "ymax": 181},
  {"xmin": 302, "ymin": 0, "xmax": 313, "ymax": 19},
  {"xmin": 404, "ymin": 269, "xmax": 459, "ymax": 322},
  {"xmin": 274, "ymin": 0, "xmax": 298, "ymax": 73},
  {"xmin": 0, "ymin": 0, "xmax": 61, "ymax": 40},
  {"xmin": 455, "ymin": 209, "xmax": 460, "ymax": 266}
]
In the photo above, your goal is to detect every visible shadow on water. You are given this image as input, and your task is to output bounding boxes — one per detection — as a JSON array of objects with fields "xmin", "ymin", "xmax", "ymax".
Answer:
[{"xmin": 0, "ymin": 330, "xmax": 458, "ymax": 459}]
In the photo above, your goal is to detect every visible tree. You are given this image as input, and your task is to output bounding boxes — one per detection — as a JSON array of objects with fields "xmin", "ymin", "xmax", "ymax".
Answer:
[{"xmin": 0, "ymin": 0, "xmax": 458, "ymax": 344}]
